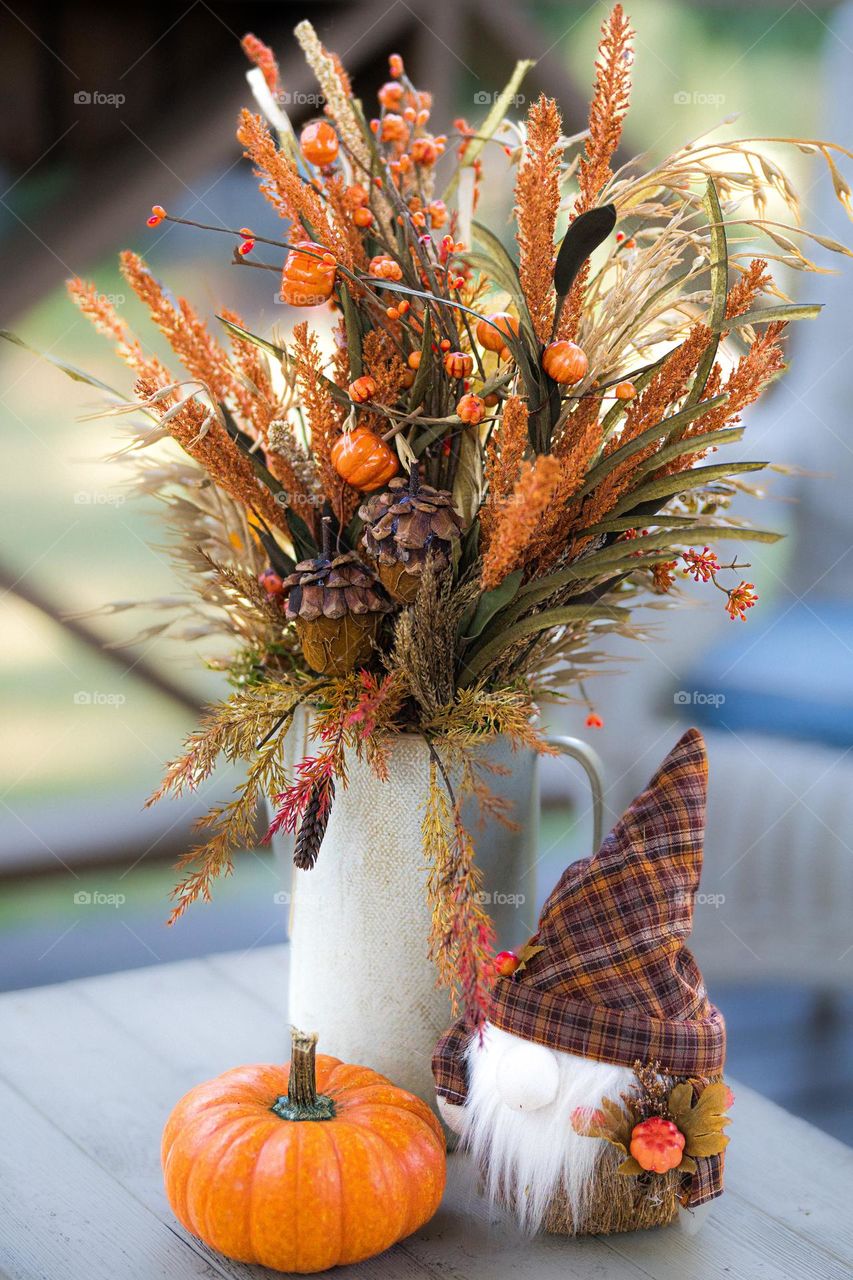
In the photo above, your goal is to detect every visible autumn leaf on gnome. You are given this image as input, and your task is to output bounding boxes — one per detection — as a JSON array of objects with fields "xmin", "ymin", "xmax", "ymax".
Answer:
[
  {"xmin": 571, "ymin": 1094, "xmax": 633, "ymax": 1155},
  {"xmin": 667, "ymin": 1081, "xmax": 731, "ymax": 1160},
  {"xmin": 514, "ymin": 941, "xmax": 545, "ymax": 973}
]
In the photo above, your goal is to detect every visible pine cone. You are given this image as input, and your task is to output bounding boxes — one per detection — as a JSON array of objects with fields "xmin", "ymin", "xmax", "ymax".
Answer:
[
  {"xmin": 359, "ymin": 463, "xmax": 464, "ymax": 602},
  {"xmin": 293, "ymin": 779, "xmax": 334, "ymax": 869},
  {"xmin": 283, "ymin": 526, "xmax": 392, "ymax": 675}
]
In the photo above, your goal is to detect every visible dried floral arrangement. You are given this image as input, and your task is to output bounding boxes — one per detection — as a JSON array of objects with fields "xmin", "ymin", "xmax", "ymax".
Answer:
[{"xmin": 19, "ymin": 6, "xmax": 852, "ymax": 1029}]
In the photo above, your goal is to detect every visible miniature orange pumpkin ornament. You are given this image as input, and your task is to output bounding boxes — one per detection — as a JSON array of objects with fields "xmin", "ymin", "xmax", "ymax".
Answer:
[
  {"xmin": 348, "ymin": 374, "xmax": 377, "ymax": 404},
  {"xmin": 331, "ymin": 425, "xmax": 399, "ymax": 490},
  {"xmin": 542, "ymin": 340, "xmax": 588, "ymax": 384},
  {"xmin": 279, "ymin": 242, "xmax": 337, "ymax": 307},
  {"xmin": 300, "ymin": 120, "xmax": 339, "ymax": 167},
  {"xmin": 456, "ymin": 393, "xmax": 485, "ymax": 424},
  {"xmin": 629, "ymin": 1116, "xmax": 686, "ymax": 1174},
  {"xmin": 614, "ymin": 379, "xmax": 637, "ymax": 400},
  {"xmin": 475, "ymin": 311, "xmax": 519, "ymax": 356},
  {"xmin": 162, "ymin": 1028, "xmax": 446, "ymax": 1273},
  {"xmin": 444, "ymin": 351, "xmax": 473, "ymax": 379}
]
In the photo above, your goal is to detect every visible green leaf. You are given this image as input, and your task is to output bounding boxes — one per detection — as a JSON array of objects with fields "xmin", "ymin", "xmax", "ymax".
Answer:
[
  {"xmin": 677, "ymin": 1155, "xmax": 698, "ymax": 1176},
  {"xmin": 460, "ymin": 569, "xmax": 524, "ymax": 641},
  {"xmin": 407, "ymin": 311, "xmax": 434, "ymax": 409},
  {"xmin": 460, "ymin": 602, "xmax": 630, "ymax": 686},
  {"xmin": 577, "ymin": 394, "xmax": 731, "ymax": 497},
  {"xmin": 610, "ymin": 460, "xmax": 767, "ymax": 518},
  {"xmin": 457, "ymin": 519, "xmax": 481, "ymax": 578},
  {"xmin": 0, "ymin": 329, "xmax": 127, "ymax": 397},
  {"xmin": 715, "ymin": 302, "xmax": 823, "ymax": 330},
  {"xmin": 633, "ymin": 425, "xmax": 745, "ymax": 476},
  {"xmin": 339, "ymin": 283, "xmax": 363, "ymax": 379},
  {"xmin": 588, "ymin": 518, "xmax": 782, "ymax": 544},
  {"xmin": 616, "ymin": 1156, "xmax": 646, "ymax": 1176},
  {"xmin": 217, "ymin": 315, "xmax": 287, "ymax": 362},
  {"xmin": 682, "ymin": 177, "xmax": 727, "ymax": 418},
  {"xmin": 285, "ymin": 506, "xmax": 318, "ymax": 562}
]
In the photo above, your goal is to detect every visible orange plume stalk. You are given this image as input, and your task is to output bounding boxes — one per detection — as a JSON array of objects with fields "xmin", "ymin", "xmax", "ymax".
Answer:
[{"xmin": 516, "ymin": 95, "xmax": 563, "ymax": 344}]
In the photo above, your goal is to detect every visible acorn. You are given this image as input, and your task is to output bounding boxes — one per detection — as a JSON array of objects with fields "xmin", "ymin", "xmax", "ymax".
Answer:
[
  {"xmin": 282, "ymin": 519, "xmax": 392, "ymax": 675},
  {"xmin": 359, "ymin": 462, "xmax": 464, "ymax": 603}
]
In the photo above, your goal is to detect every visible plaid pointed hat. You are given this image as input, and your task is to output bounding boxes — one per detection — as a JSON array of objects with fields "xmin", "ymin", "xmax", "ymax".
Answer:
[{"xmin": 433, "ymin": 728, "xmax": 726, "ymax": 1203}]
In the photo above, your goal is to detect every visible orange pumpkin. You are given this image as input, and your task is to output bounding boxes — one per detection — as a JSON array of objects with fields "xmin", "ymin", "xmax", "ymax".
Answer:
[
  {"xmin": 614, "ymin": 379, "xmax": 637, "ymax": 400},
  {"xmin": 331, "ymin": 426, "xmax": 399, "ymax": 490},
  {"xmin": 280, "ymin": 242, "xmax": 337, "ymax": 307},
  {"xmin": 349, "ymin": 374, "xmax": 378, "ymax": 404},
  {"xmin": 444, "ymin": 351, "xmax": 473, "ymax": 379},
  {"xmin": 456, "ymin": 393, "xmax": 485, "ymax": 424},
  {"xmin": 300, "ymin": 120, "xmax": 339, "ymax": 167},
  {"xmin": 162, "ymin": 1029, "xmax": 446, "ymax": 1273},
  {"xmin": 629, "ymin": 1116, "xmax": 686, "ymax": 1174},
  {"xmin": 542, "ymin": 339, "xmax": 588, "ymax": 384},
  {"xmin": 475, "ymin": 311, "xmax": 519, "ymax": 355}
]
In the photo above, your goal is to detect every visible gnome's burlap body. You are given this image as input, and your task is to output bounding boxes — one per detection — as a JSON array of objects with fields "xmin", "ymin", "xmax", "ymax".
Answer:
[{"xmin": 433, "ymin": 729, "xmax": 727, "ymax": 1235}]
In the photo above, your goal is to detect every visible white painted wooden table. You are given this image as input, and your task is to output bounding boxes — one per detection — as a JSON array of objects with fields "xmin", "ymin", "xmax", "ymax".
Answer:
[{"xmin": 1, "ymin": 945, "xmax": 852, "ymax": 1280}]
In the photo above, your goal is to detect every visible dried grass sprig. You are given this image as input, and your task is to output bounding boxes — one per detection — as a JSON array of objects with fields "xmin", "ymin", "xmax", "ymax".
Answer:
[
  {"xmin": 423, "ymin": 755, "xmax": 495, "ymax": 1028},
  {"xmin": 135, "ymin": 376, "xmax": 289, "ymax": 532}
]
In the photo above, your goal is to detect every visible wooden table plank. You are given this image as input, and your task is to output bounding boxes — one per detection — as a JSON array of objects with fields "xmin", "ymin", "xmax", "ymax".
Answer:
[
  {"xmin": 1, "ymin": 946, "xmax": 851, "ymax": 1280},
  {"xmin": 0, "ymin": 1076, "xmax": 221, "ymax": 1280}
]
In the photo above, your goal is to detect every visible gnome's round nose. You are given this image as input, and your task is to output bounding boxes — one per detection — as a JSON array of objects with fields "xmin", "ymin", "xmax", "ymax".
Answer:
[{"xmin": 494, "ymin": 1035, "xmax": 560, "ymax": 1111}]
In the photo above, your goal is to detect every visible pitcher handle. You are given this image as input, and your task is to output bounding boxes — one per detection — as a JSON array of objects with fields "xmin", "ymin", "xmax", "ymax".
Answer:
[{"xmin": 544, "ymin": 736, "xmax": 605, "ymax": 855}]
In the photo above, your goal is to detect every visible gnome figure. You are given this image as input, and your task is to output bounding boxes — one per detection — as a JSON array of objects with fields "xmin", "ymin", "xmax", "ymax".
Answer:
[{"xmin": 433, "ymin": 729, "xmax": 731, "ymax": 1237}]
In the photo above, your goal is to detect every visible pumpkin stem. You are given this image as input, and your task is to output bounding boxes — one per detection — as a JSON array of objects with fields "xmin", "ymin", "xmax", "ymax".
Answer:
[
  {"xmin": 289, "ymin": 1026, "xmax": 319, "ymax": 1107},
  {"xmin": 271, "ymin": 1026, "xmax": 336, "ymax": 1122}
]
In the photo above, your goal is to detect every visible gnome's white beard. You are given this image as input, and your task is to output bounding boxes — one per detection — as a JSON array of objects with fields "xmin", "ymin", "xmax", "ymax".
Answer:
[{"xmin": 459, "ymin": 1022, "xmax": 636, "ymax": 1235}]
